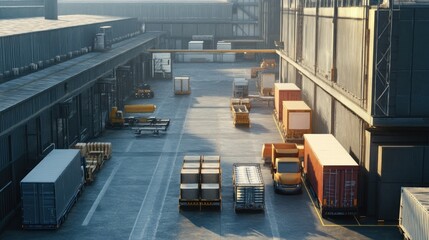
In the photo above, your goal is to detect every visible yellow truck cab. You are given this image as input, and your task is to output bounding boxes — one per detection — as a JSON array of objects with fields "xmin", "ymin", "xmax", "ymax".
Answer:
[{"xmin": 273, "ymin": 157, "xmax": 302, "ymax": 193}]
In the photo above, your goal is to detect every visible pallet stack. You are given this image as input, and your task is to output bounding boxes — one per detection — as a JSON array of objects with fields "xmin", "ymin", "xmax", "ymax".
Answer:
[
  {"xmin": 73, "ymin": 142, "xmax": 112, "ymax": 184},
  {"xmin": 231, "ymin": 105, "xmax": 250, "ymax": 127},
  {"xmin": 230, "ymin": 98, "xmax": 251, "ymax": 111},
  {"xmin": 179, "ymin": 155, "xmax": 222, "ymax": 210}
]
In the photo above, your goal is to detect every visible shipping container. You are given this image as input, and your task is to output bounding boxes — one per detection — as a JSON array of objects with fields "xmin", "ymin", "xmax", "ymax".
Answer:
[
  {"xmin": 274, "ymin": 83, "xmax": 301, "ymax": 121},
  {"xmin": 399, "ymin": 187, "xmax": 429, "ymax": 240},
  {"xmin": 21, "ymin": 149, "xmax": 84, "ymax": 229},
  {"xmin": 282, "ymin": 101, "xmax": 312, "ymax": 139},
  {"xmin": 174, "ymin": 76, "xmax": 191, "ymax": 95},
  {"xmin": 259, "ymin": 73, "xmax": 275, "ymax": 96},
  {"xmin": 304, "ymin": 134, "xmax": 359, "ymax": 216},
  {"xmin": 233, "ymin": 163, "xmax": 265, "ymax": 212}
]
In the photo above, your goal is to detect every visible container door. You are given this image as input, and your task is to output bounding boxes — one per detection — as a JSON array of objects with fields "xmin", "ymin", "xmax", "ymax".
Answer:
[
  {"xmin": 40, "ymin": 183, "xmax": 56, "ymax": 224},
  {"xmin": 183, "ymin": 78, "xmax": 189, "ymax": 91},
  {"xmin": 323, "ymin": 169, "xmax": 340, "ymax": 208},
  {"xmin": 342, "ymin": 169, "xmax": 358, "ymax": 208},
  {"xmin": 288, "ymin": 112, "xmax": 310, "ymax": 130}
]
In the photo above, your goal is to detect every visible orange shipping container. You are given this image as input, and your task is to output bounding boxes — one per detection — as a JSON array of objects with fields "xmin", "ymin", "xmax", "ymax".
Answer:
[
  {"xmin": 304, "ymin": 134, "xmax": 359, "ymax": 216},
  {"xmin": 282, "ymin": 101, "xmax": 312, "ymax": 139},
  {"xmin": 274, "ymin": 83, "xmax": 301, "ymax": 121}
]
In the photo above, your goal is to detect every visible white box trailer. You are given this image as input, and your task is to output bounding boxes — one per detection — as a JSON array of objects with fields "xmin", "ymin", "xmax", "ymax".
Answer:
[
  {"xmin": 21, "ymin": 149, "xmax": 84, "ymax": 229},
  {"xmin": 233, "ymin": 163, "xmax": 265, "ymax": 212},
  {"xmin": 399, "ymin": 187, "xmax": 429, "ymax": 240},
  {"xmin": 152, "ymin": 53, "xmax": 172, "ymax": 79},
  {"xmin": 174, "ymin": 76, "xmax": 191, "ymax": 95}
]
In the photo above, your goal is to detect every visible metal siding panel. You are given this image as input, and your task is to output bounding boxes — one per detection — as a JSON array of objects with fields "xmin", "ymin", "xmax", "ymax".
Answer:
[
  {"xmin": 390, "ymin": 71, "xmax": 411, "ymax": 116},
  {"xmin": 317, "ymin": 17, "xmax": 333, "ymax": 81},
  {"xmin": 413, "ymin": 14, "xmax": 429, "ymax": 71},
  {"xmin": 378, "ymin": 146, "xmax": 424, "ymax": 183},
  {"xmin": 334, "ymin": 101, "xmax": 362, "ymax": 160},
  {"xmin": 183, "ymin": 24, "xmax": 198, "ymax": 37},
  {"xmin": 198, "ymin": 24, "xmax": 215, "ymax": 35},
  {"xmin": 378, "ymin": 182, "xmax": 419, "ymax": 221},
  {"xmin": 336, "ymin": 18, "xmax": 364, "ymax": 98},
  {"xmin": 301, "ymin": 75, "xmax": 315, "ymax": 109},
  {"xmin": 287, "ymin": 11, "xmax": 296, "ymax": 60},
  {"xmin": 302, "ymin": 15, "xmax": 316, "ymax": 72},
  {"xmin": 11, "ymin": 126, "xmax": 26, "ymax": 161},
  {"xmin": 410, "ymin": 72, "xmax": 429, "ymax": 115},
  {"xmin": 314, "ymin": 86, "xmax": 331, "ymax": 133},
  {"xmin": 0, "ymin": 136, "xmax": 9, "ymax": 168}
]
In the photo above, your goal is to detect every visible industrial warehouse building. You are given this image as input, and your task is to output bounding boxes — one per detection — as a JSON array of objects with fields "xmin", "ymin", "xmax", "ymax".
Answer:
[
  {"xmin": 0, "ymin": 0, "xmax": 428, "ymax": 238},
  {"xmin": 277, "ymin": 0, "xmax": 429, "ymax": 220}
]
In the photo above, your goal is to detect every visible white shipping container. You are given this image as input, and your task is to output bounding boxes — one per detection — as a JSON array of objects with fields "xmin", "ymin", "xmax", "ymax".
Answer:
[
  {"xmin": 399, "ymin": 187, "xmax": 429, "ymax": 240},
  {"xmin": 174, "ymin": 76, "xmax": 191, "ymax": 94},
  {"xmin": 259, "ymin": 73, "xmax": 275, "ymax": 89}
]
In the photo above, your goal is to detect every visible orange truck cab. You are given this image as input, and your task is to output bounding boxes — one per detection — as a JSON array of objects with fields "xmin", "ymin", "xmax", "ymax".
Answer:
[
  {"xmin": 271, "ymin": 143, "xmax": 303, "ymax": 194},
  {"xmin": 272, "ymin": 157, "xmax": 303, "ymax": 193}
]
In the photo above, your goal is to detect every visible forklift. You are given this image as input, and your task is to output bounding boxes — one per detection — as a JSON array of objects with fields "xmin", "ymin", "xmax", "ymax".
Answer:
[{"xmin": 134, "ymin": 83, "xmax": 154, "ymax": 99}]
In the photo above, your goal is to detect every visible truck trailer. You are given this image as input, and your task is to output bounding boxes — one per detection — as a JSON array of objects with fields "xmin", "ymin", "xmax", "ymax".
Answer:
[
  {"xmin": 399, "ymin": 187, "xmax": 429, "ymax": 240},
  {"xmin": 233, "ymin": 163, "xmax": 265, "ymax": 212},
  {"xmin": 21, "ymin": 149, "xmax": 84, "ymax": 229},
  {"xmin": 304, "ymin": 134, "xmax": 359, "ymax": 216}
]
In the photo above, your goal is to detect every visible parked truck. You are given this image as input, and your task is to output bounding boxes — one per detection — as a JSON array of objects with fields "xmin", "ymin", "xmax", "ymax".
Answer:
[
  {"xmin": 399, "ymin": 187, "xmax": 429, "ymax": 240},
  {"xmin": 270, "ymin": 143, "xmax": 302, "ymax": 194},
  {"xmin": 233, "ymin": 163, "xmax": 265, "ymax": 212},
  {"xmin": 106, "ymin": 105, "xmax": 170, "ymax": 132},
  {"xmin": 304, "ymin": 134, "xmax": 359, "ymax": 216},
  {"xmin": 21, "ymin": 149, "xmax": 84, "ymax": 229}
]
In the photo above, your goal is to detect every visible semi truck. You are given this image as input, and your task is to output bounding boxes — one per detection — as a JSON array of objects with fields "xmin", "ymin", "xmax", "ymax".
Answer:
[
  {"xmin": 271, "ymin": 143, "xmax": 302, "ymax": 194},
  {"xmin": 233, "ymin": 163, "xmax": 265, "ymax": 212},
  {"xmin": 304, "ymin": 134, "xmax": 359, "ymax": 216},
  {"xmin": 21, "ymin": 149, "xmax": 84, "ymax": 229}
]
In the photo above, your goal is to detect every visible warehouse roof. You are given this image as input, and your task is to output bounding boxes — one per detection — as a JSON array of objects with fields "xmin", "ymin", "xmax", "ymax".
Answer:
[{"xmin": 0, "ymin": 14, "xmax": 127, "ymax": 37}]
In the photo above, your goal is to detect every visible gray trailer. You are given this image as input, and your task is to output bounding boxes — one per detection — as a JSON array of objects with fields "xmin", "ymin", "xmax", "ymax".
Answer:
[
  {"xmin": 399, "ymin": 187, "xmax": 429, "ymax": 240},
  {"xmin": 21, "ymin": 149, "xmax": 84, "ymax": 229},
  {"xmin": 233, "ymin": 163, "xmax": 265, "ymax": 212}
]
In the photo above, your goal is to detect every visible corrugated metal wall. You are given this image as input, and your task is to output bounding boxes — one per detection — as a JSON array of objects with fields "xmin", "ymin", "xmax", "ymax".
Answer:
[
  {"xmin": 302, "ymin": 11, "xmax": 316, "ymax": 72},
  {"xmin": 333, "ymin": 101, "xmax": 363, "ymax": 161},
  {"xmin": 59, "ymin": 2, "xmax": 232, "ymax": 22},
  {"xmin": 388, "ymin": 8, "xmax": 429, "ymax": 117},
  {"xmin": 336, "ymin": 14, "xmax": 365, "ymax": 101},
  {"xmin": 0, "ymin": 18, "xmax": 140, "ymax": 76},
  {"xmin": 316, "ymin": 15, "xmax": 333, "ymax": 81}
]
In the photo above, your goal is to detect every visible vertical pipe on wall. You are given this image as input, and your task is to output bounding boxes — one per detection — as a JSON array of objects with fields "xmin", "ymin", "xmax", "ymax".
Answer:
[{"xmin": 331, "ymin": 0, "xmax": 338, "ymax": 83}]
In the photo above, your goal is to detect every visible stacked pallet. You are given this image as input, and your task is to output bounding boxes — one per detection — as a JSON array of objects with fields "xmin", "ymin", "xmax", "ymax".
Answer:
[
  {"xmin": 231, "ymin": 105, "xmax": 250, "ymax": 127},
  {"xmin": 73, "ymin": 142, "xmax": 112, "ymax": 184},
  {"xmin": 87, "ymin": 142, "xmax": 112, "ymax": 160},
  {"xmin": 179, "ymin": 155, "xmax": 222, "ymax": 210},
  {"xmin": 230, "ymin": 98, "xmax": 251, "ymax": 111}
]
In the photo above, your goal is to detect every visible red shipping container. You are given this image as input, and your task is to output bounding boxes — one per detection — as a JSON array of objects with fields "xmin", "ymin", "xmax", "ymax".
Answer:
[
  {"xmin": 304, "ymin": 134, "xmax": 359, "ymax": 216},
  {"xmin": 274, "ymin": 83, "xmax": 301, "ymax": 121}
]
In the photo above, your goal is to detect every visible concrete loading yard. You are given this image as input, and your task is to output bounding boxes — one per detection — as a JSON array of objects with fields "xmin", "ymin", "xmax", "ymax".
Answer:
[{"xmin": 2, "ymin": 62, "xmax": 401, "ymax": 239}]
